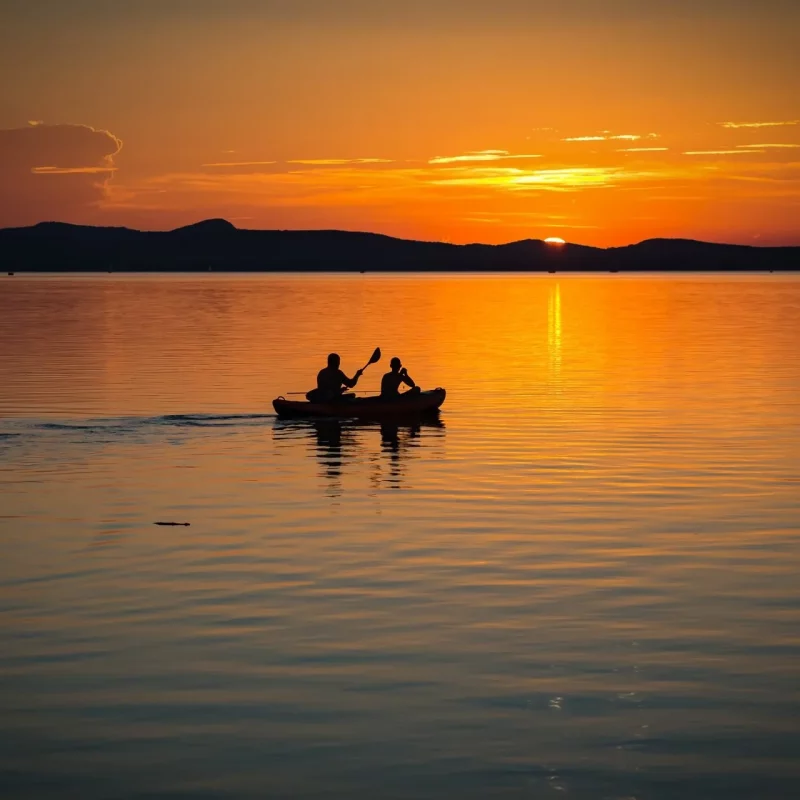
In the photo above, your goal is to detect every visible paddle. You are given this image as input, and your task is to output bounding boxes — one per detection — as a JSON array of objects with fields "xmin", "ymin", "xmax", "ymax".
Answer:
[{"xmin": 358, "ymin": 347, "xmax": 382, "ymax": 375}]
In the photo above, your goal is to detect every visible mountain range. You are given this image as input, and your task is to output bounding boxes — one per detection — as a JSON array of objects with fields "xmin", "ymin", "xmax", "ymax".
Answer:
[{"xmin": 1, "ymin": 219, "xmax": 797, "ymax": 272}]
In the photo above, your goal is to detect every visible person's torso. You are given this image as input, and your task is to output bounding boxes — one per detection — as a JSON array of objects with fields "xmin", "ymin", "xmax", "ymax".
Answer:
[
  {"xmin": 381, "ymin": 372, "xmax": 402, "ymax": 396},
  {"xmin": 318, "ymin": 367, "xmax": 345, "ymax": 394}
]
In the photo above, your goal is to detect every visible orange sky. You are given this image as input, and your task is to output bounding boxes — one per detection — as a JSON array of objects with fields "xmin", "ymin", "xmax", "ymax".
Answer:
[{"xmin": 1, "ymin": 0, "xmax": 798, "ymax": 246}]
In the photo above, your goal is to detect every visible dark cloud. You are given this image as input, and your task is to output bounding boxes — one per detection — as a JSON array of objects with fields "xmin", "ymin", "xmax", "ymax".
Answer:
[{"xmin": 0, "ymin": 123, "xmax": 122, "ymax": 227}]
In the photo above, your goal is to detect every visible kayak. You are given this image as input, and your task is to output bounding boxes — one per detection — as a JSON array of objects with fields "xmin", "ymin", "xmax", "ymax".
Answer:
[{"xmin": 273, "ymin": 388, "xmax": 446, "ymax": 419}]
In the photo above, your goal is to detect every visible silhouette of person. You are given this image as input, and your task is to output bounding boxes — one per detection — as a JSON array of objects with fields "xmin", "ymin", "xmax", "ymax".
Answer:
[
  {"xmin": 310, "ymin": 353, "xmax": 363, "ymax": 402},
  {"xmin": 380, "ymin": 357, "xmax": 420, "ymax": 399}
]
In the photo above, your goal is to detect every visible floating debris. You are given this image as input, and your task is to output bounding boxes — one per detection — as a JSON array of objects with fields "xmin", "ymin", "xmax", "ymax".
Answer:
[{"xmin": 154, "ymin": 521, "xmax": 191, "ymax": 526}]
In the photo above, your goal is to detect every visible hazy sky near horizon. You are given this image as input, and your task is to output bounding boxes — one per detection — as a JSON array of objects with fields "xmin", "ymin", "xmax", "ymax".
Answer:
[{"xmin": 1, "ymin": 0, "xmax": 798, "ymax": 245}]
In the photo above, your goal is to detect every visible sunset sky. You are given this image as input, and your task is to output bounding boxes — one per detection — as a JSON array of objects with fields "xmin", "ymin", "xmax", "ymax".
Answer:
[{"xmin": 1, "ymin": 0, "xmax": 798, "ymax": 246}]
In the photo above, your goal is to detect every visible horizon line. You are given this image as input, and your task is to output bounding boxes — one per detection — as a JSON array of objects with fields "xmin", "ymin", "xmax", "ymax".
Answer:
[{"xmin": 2, "ymin": 218, "xmax": 799, "ymax": 251}]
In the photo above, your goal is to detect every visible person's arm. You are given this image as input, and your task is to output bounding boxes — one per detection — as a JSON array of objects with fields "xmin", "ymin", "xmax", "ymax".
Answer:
[
  {"xmin": 400, "ymin": 368, "xmax": 416, "ymax": 388},
  {"xmin": 341, "ymin": 368, "xmax": 363, "ymax": 389}
]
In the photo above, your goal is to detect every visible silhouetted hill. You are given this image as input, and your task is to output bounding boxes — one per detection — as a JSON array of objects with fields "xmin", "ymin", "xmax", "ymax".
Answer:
[{"xmin": 1, "ymin": 221, "xmax": 797, "ymax": 272}]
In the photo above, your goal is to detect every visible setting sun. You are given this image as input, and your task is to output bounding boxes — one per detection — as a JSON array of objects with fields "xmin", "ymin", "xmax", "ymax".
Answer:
[{"xmin": 545, "ymin": 237, "xmax": 566, "ymax": 245}]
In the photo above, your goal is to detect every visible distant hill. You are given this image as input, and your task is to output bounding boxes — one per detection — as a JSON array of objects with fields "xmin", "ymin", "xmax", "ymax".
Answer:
[{"xmin": 1, "ymin": 220, "xmax": 797, "ymax": 272}]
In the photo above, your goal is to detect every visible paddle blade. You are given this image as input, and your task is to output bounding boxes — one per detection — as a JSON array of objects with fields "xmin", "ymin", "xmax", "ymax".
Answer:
[{"xmin": 368, "ymin": 347, "xmax": 381, "ymax": 365}]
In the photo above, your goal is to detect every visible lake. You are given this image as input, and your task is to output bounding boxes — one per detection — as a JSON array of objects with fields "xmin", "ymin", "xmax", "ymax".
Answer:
[{"xmin": 1, "ymin": 273, "xmax": 799, "ymax": 799}]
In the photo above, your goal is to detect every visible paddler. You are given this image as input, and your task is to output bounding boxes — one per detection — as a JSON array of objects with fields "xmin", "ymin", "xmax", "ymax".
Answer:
[
  {"xmin": 309, "ymin": 353, "xmax": 363, "ymax": 402},
  {"xmin": 380, "ymin": 357, "xmax": 420, "ymax": 399}
]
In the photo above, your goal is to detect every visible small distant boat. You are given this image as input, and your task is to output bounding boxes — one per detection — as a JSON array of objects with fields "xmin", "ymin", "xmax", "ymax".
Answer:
[{"xmin": 273, "ymin": 388, "xmax": 446, "ymax": 419}]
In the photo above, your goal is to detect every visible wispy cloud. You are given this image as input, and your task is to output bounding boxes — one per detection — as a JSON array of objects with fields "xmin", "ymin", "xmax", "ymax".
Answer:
[
  {"xmin": 509, "ymin": 167, "xmax": 629, "ymax": 187},
  {"xmin": 201, "ymin": 160, "xmax": 277, "ymax": 167},
  {"xmin": 429, "ymin": 150, "xmax": 542, "ymax": 164},
  {"xmin": 430, "ymin": 165, "xmax": 635, "ymax": 189},
  {"xmin": 463, "ymin": 211, "xmax": 599, "ymax": 230},
  {"xmin": 32, "ymin": 165, "xmax": 119, "ymax": 174},
  {"xmin": 736, "ymin": 143, "xmax": 800, "ymax": 149},
  {"xmin": 463, "ymin": 215, "xmax": 598, "ymax": 229},
  {"xmin": 286, "ymin": 158, "xmax": 393, "ymax": 165},
  {"xmin": 106, "ymin": 164, "xmax": 431, "ymax": 213},
  {"xmin": 719, "ymin": 120, "xmax": 799, "ymax": 129},
  {"xmin": 618, "ymin": 147, "xmax": 669, "ymax": 153},
  {"xmin": 202, "ymin": 158, "xmax": 395, "ymax": 169},
  {"xmin": 563, "ymin": 134, "xmax": 643, "ymax": 142},
  {"xmin": 719, "ymin": 119, "xmax": 800, "ymax": 128},
  {"xmin": 683, "ymin": 150, "xmax": 765, "ymax": 155}
]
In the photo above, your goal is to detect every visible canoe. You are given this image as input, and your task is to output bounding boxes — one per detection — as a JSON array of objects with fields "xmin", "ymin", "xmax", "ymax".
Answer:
[{"xmin": 273, "ymin": 388, "xmax": 446, "ymax": 419}]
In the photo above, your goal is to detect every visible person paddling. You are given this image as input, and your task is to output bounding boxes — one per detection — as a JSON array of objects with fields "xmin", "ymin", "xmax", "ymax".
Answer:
[
  {"xmin": 381, "ymin": 357, "xmax": 420, "ymax": 399},
  {"xmin": 311, "ymin": 353, "xmax": 363, "ymax": 402}
]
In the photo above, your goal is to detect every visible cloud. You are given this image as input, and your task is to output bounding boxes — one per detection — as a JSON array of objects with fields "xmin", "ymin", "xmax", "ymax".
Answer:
[
  {"xmin": 98, "ymin": 134, "xmax": 800, "ymax": 239},
  {"xmin": 32, "ymin": 165, "xmax": 119, "ymax": 174},
  {"xmin": 507, "ymin": 167, "xmax": 630, "ymax": 188},
  {"xmin": 286, "ymin": 158, "xmax": 393, "ymax": 165},
  {"xmin": 736, "ymin": 143, "xmax": 800, "ymax": 149},
  {"xmin": 462, "ymin": 210, "xmax": 599, "ymax": 229},
  {"xmin": 429, "ymin": 150, "xmax": 543, "ymax": 164},
  {"xmin": 201, "ymin": 160, "xmax": 278, "ymax": 168},
  {"xmin": 429, "ymin": 165, "xmax": 633, "ymax": 190},
  {"xmin": 720, "ymin": 121, "xmax": 799, "ymax": 128},
  {"xmin": 202, "ymin": 158, "xmax": 393, "ymax": 169},
  {"xmin": 562, "ymin": 134, "xmax": 643, "ymax": 142},
  {"xmin": 683, "ymin": 149, "xmax": 765, "ymax": 155},
  {"xmin": 105, "ymin": 164, "xmax": 431, "ymax": 216},
  {"xmin": 108, "ymin": 158, "xmax": 647, "ymax": 225},
  {"xmin": 0, "ymin": 122, "xmax": 122, "ymax": 227}
]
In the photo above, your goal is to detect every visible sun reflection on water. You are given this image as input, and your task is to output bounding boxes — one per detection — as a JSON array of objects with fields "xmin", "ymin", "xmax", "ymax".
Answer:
[{"xmin": 548, "ymin": 282, "xmax": 562, "ymax": 391}]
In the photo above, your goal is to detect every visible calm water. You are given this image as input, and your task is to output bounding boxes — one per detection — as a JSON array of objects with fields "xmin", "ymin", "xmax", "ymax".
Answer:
[{"xmin": 1, "ymin": 274, "xmax": 799, "ymax": 799}]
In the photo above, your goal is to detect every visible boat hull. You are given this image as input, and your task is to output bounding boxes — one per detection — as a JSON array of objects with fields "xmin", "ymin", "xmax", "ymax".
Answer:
[{"xmin": 273, "ymin": 388, "xmax": 446, "ymax": 419}]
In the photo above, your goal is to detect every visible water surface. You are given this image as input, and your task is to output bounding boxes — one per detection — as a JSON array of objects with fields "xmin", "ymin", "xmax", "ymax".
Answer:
[{"xmin": 1, "ymin": 274, "xmax": 799, "ymax": 799}]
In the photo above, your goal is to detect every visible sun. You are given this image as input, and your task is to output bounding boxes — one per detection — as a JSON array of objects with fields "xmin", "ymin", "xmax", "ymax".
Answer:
[{"xmin": 545, "ymin": 237, "xmax": 566, "ymax": 245}]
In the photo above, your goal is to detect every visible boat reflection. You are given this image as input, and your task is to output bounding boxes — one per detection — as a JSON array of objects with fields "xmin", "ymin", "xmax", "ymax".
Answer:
[{"xmin": 272, "ymin": 415, "xmax": 445, "ymax": 496}]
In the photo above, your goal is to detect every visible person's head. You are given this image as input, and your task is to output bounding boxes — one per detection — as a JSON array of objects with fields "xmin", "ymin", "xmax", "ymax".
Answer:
[
  {"xmin": 390, "ymin": 357, "xmax": 402, "ymax": 372},
  {"xmin": 327, "ymin": 353, "xmax": 341, "ymax": 369}
]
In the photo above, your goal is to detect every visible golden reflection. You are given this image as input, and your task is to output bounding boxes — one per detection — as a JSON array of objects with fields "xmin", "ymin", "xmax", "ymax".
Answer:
[
  {"xmin": 4, "ymin": 275, "xmax": 800, "ymax": 428},
  {"xmin": 548, "ymin": 283, "xmax": 562, "ymax": 391}
]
